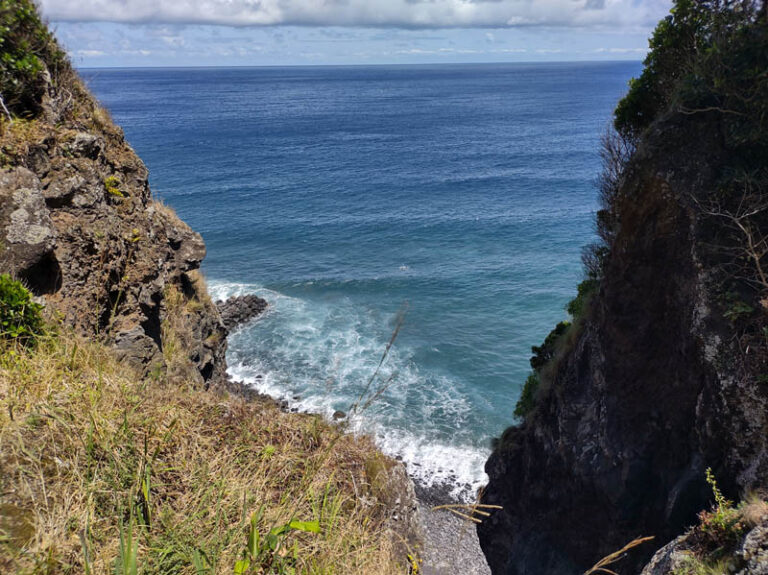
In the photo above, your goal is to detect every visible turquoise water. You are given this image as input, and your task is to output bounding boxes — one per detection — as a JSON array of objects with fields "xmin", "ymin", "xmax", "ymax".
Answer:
[{"xmin": 82, "ymin": 62, "xmax": 639, "ymax": 498}]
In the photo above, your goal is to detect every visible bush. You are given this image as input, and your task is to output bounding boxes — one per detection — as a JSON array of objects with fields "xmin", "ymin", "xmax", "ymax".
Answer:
[
  {"xmin": 614, "ymin": 0, "xmax": 768, "ymax": 145},
  {"xmin": 0, "ymin": 273, "xmax": 44, "ymax": 345},
  {"xmin": 514, "ymin": 372, "xmax": 540, "ymax": 419},
  {"xmin": 566, "ymin": 279, "xmax": 599, "ymax": 320},
  {"xmin": 530, "ymin": 321, "xmax": 571, "ymax": 371},
  {"xmin": 0, "ymin": 0, "xmax": 69, "ymax": 117}
]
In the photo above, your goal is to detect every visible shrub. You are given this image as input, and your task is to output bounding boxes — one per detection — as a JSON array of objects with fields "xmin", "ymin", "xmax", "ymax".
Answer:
[
  {"xmin": 0, "ymin": 273, "xmax": 44, "ymax": 345},
  {"xmin": 614, "ymin": 0, "xmax": 768, "ymax": 145},
  {"xmin": 513, "ymin": 372, "xmax": 540, "ymax": 419},
  {"xmin": 695, "ymin": 468, "xmax": 746, "ymax": 551},
  {"xmin": 566, "ymin": 279, "xmax": 599, "ymax": 320},
  {"xmin": 104, "ymin": 175, "xmax": 124, "ymax": 198},
  {"xmin": 0, "ymin": 0, "xmax": 69, "ymax": 118},
  {"xmin": 530, "ymin": 321, "xmax": 571, "ymax": 372}
]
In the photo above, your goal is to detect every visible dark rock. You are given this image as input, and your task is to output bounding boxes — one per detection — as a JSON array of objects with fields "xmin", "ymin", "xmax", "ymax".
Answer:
[
  {"xmin": 477, "ymin": 114, "xmax": 768, "ymax": 574},
  {"xmin": 0, "ymin": 168, "xmax": 58, "ymax": 294},
  {"xmin": 0, "ymin": 73, "xmax": 227, "ymax": 386},
  {"xmin": 43, "ymin": 174, "xmax": 86, "ymax": 208},
  {"xmin": 113, "ymin": 326, "xmax": 165, "ymax": 375},
  {"xmin": 641, "ymin": 515, "xmax": 768, "ymax": 574},
  {"xmin": 217, "ymin": 294, "xmax": 268, "ymax": 331},
  {"xmin": 332, "ymin": 410, "xmax": 346, "ymax": 420}
]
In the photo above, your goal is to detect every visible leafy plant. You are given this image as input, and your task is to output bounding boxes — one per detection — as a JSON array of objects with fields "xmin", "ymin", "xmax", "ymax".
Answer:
[
  {"xmin": 724, "ymin": 298, "xmax": 755, "ymax": 322},
  {"xmin": 0, "ymin": 0, "xmax": 69, "ymax": 117},
  {"xmin": 696, "ymin": 468, "xmax": 745, "ymax": 553},
  {"xmin": 566, "ymin": 279, "xmax": 598, "ymax": 320},
  {"xmin": 105, "ymin": 176, "xmax": 124, "ymax": 198},
  {"xmin": 115, "ymin": 506, "xmax": 139, "ymax": 575},
  {"xmin": 235, "ymin": 510, "xmax": 321, "ymax": 574},
  {"xmin": 514, "ymin": 372, "xmax": 540, "ymax": 419},
  {"xmin": 0, "ymin": 273, "xmax": 44, "ymax": 345}
]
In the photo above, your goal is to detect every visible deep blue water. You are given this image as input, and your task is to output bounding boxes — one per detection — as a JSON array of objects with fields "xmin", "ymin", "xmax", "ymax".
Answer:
[{"xmin": 82, "ymin": 62, "xmax": 639, "ymax": 498}]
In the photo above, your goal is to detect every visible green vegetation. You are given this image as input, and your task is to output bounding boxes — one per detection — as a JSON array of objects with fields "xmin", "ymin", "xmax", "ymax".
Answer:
[
  {"xmin": 513, "ymin": 279, "xmax": 598, "ymax": 419},
  {"xmin": 698, "ymin": 468, "xmax": 745, "ymax": 550},
  {"xmin": 510, "ymin": 1, "xmax": 768, "ymax": 424},
  {"xmin": 513, "ymin": 372, "xmax": 540, "ymax": 419},
  {"xmin": 614, "ymin": 0, "xmax": 768, "ymax": 145},
  {"xmin": 0, "ymin": 326, "xmax": 408, "ymax": 574},
  {"xmin": 0, "ymin": 0, "xmax": 69, "ymax": 118},
  {"xmin": 0, "ymin": 273, "xmax": 44, "ymax": 345},
  {"xmin": 670, "ymin": 469, "xmax": 768, "ymax": 574},
  {"xmin": 105, "ymin": 175, "xmax": 125, "ymax": 198},
  {"xmin": 566, "ymin": 279, "xmax": 598, "ymax": 321}
]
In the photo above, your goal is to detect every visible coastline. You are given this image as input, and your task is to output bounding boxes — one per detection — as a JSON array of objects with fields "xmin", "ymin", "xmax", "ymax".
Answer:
[
  {"xmin": 218, "ymin": 293, "xmax": 490, "ymax": 572},
  {"xmin": 229, "ymin": 379, "xmax": 492, "ymax": 574}
]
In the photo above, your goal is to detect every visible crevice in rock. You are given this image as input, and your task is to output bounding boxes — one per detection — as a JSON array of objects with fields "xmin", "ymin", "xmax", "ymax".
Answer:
[{"xmin": 18, "ymin": 253, "xmax": 62, "ymax": 296}]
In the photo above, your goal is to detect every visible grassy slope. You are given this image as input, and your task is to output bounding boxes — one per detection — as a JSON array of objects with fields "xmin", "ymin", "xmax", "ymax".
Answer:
[
  {"xmin": 0, "ymin": 4, "xmax": 414, "ymax": 573},
  {"xmin": 0, "ymin": 331, "xmax": 408, "ymax": 574}
]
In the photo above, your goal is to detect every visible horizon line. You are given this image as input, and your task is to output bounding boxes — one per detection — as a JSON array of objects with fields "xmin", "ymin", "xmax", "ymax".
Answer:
[{"xmin": 76, "ymin": 58, "xmax": 644, "ymax": 70}]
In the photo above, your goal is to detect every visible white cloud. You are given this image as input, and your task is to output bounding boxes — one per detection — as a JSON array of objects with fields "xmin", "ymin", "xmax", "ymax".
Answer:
[
  {"xmin": 75, "ymin": 49, "xmax": 106, "ymax": 56},
  {"xmin": 40, "ymin": 0, "xmax": 672, "ymax": 29}
]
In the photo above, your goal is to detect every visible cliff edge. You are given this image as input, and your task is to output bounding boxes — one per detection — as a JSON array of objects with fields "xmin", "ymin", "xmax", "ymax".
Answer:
[
  {"xmin": 478, "ymin": 3, "xmax": 768, "ymax": 573},
  {"xmin": 0, "ymin": 2, "xmax": 226, "ymax": 385}
]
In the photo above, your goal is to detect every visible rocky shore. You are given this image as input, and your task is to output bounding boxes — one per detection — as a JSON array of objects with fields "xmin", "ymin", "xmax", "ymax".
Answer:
[{"xmin": 216, "ymin": 293, "xmax": 268, "ymax": 331}]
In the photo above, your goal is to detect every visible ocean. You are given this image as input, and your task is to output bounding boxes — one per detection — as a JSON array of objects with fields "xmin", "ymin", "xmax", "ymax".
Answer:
[{"xmin": 82, "ymin": 62, "xmax": 640, "ymax": 500}]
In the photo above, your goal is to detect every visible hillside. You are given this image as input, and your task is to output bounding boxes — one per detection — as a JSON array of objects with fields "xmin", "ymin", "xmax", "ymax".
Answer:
[
  {"xmin": 478, "ymin": 2, "xmax": 768, "ymax": 573},
  {"xmin": 0, "ymin": 2, "xmax": 418, "ymax": 573}
]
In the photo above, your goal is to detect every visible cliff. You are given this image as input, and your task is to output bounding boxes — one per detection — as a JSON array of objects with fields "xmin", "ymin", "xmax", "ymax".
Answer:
[
  {"xmin": 0, "ymin": 4, "xmax": 226, "ymax": 385},
  {"xmin": 478, "ymin": 3, "xmax": 768, "ymax": 574}
]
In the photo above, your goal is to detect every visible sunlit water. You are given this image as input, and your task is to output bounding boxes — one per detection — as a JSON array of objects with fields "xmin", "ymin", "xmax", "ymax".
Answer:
[{"xmin": 83, "ymin": 62, "xmax": 638, "ymax": 499}]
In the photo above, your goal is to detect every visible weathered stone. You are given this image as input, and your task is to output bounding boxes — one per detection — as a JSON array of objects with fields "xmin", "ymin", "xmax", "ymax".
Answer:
[
  {"xmin": 217, "ymin": 294, "xmax": 268, "ymax": 331},
  {"xmin": 43, "ymin": 174, "xmax": 86, "ymax": 207},
  {"xmin": 478, "ymin": 113, "xmax": 768, "ymax": 574},
  {"xmin": 70, "ymin": 132, "xmax": 103, "ymax": 160},
  {"xmin": 0, "ymin": 72, "xmax": 228, "ymax": 386},
  {"xmin": 113, "ymin": 326, "xmax": 165, "ymax": 375},
  {"xmin": 0, "ymin": 168, "xmax": 58, "ymax": 292},
  {"xmin": 641, "ymin": 518, "xmax": 768, "ymax": 575}
]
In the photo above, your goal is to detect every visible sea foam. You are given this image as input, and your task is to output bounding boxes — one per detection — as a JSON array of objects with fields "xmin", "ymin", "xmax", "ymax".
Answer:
[{"xmin": 210, "ymin": 280, "xmax": 489, "ymax": 501}]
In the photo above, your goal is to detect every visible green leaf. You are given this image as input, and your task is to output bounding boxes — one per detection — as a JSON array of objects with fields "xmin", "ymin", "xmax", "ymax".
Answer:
[
  {"xmin": 234, "ymin": 558, "xmax": 250, "ymax": 575},
  {"xmin": 288, "ymin": 520, "xmax": 321, "ymax": 534}
]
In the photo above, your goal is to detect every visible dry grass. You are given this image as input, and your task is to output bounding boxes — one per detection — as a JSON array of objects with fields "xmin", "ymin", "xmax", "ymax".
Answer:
[
  {"xmin": 741, "ymin": 495, "xmax": 768, "ymax": 528},
  {"xmin": 0, "ymin": 334, "xmax": 408, "ymax": 574},
  {"xmin": 583, "ymin": 536, "xmax": 654, "ymax": 575}
]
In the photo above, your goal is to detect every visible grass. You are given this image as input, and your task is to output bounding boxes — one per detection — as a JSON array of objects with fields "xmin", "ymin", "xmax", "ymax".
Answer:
[
  {"xmin": 668, "ymin": 474, "xmax": 768, "ymax": 575},
  {"xmin": 0, "ymin": 332, "xmax": 409, "ymax": 574}
]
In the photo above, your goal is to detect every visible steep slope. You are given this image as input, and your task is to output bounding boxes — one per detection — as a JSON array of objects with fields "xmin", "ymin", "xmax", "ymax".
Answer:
[
  {"xmin": 0, "ymin": 2, "xmax": 226, "ymax": 384},
  {"xmin": 478, "ymin": 3, "xmax": 768, "ymax": 573}
]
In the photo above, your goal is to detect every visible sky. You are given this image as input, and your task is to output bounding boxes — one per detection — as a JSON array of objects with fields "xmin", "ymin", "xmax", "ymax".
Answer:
[{"xmin": 38, "ymin": 0, "xmax": 674, "ymax": 67}]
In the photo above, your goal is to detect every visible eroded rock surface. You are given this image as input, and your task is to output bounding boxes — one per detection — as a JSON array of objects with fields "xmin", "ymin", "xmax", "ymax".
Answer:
[
  {"xmin": 477, "ymin": 113, "xmax": 768, "ymax": 574},
  {"xmin": 217, "ymin": 294, "xmax": 268, "ymax": 331},
  {"xmin": 0, "ymin": 74, "xmax": 227, "ymax": 385}
]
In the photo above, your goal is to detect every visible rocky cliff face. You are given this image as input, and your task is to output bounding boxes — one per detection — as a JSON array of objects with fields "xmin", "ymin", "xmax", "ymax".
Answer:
[
  {"xmin": 477, "ymin": 111, "xmax": 768, "ymax": 573},
  {"xmin": 0, "ymin": 54, "xmax": 227, "ymax": 385},
  {"xmin": 477, "ymin": 5, "xmax": 768, "ymax": 572}
]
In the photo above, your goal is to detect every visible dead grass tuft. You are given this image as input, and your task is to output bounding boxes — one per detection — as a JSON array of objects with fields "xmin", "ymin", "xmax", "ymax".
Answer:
[
  {"xmin": 0, "ymin": 333, "xmax": 407, "ymax": 574},
  {"xmin": 740, "ymin": 495, "xmax": 768, "ymax": 528}
]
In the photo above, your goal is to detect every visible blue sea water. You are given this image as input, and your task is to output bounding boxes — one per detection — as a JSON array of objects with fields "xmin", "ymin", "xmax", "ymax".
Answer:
[{"xmin": 82, "ymin": 62, "xmax": 639, "ymax": 499}]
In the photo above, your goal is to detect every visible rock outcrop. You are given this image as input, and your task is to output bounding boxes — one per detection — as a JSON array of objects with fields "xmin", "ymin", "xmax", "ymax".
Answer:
[
  {"xmin": 0, "ymin": 51, "xmax": 226, "ymax": 385},
  {"xmin": 478, "ymin": 111, "xmax": 768, "ymax": 574},
  {"xmin": 217, "ymin": 294, "xmax": 268, "ymax": 331},
  {"xmin": 642, "ymin": 515, "xmax": 768, "ymax": 575},
  {"xmin": 477, "ymin": 5, "xmax": 768, "ymax": 573}
]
